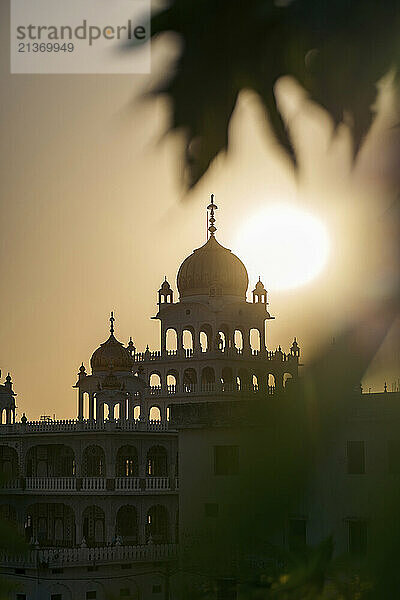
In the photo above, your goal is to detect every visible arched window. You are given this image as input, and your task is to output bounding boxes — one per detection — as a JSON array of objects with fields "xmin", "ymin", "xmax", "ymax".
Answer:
[
  {"xmin": 116, "ymin": 505, "xmax": 138, "ymax": 543},
  {"xmin": 146, "ymin": 505, "xmax": 169, "ymax": 543},
  {"xmin": 234, "ymin": 330, "xmax": 243, "ymax": 351},
  {"xmin": 114, "ymin": 404, "xmax": 120, "ymax": 420},
  {"xmin": 201, "ymin": 367, "xmax": 215, "ymax": 385},
  {"xmin": 221, "ymin": 367, "xmax": 233, "ymax": 391},
  {"xmin": 165, "ymin": 329, "xmax": 177, "ymax": 352},
  {"xmin": 27, "ymin": 503, "xmax": 75, "ymax": 547},
  {"xmin": 83, "ymin": 392, "xmax": 90, "ymax": 420},
  {"xmin": 250, "ymin": 328, "xmax": 261, "ymax": 352},
  {"xmin": 199, "ymin": 324, "xmax": 212, "ymax": 352},
  {"xmin": 26, "ymin": 445, "xmax": 75, "ymax": 478},
  {"xmin": 238, "ymin": 368, "xmax": 250, "ymax": 390},
  {"xmin": 83, "ymin": 445, "xmax": 105, "ymax": 477},
  {"xmin": 183, "ymin": 368, "xmax": 197, "ymax": 391},
  {"xmin": 218, "ymin": 324, "xmax": 230, "ymax": 351},
  {"xmin": 166, "ymin": 370, "xmax": 178, "ymax": 388},
  {"xmin": 149, "ymin": 373, "xmax": 162, "ymax": 387},
  {"xmin": 0, "ymin": 446, "xmax": 18, "ymax": 479},
  {"xmin": 268, "ymin": 374, "xmax": 276, "ymax": 388},
  {"xmin": 147, "ymin": 446, "xmax": 168, "ymax": 477},
  {"xmin": 283, "ymin": 373, "xmax": 293, "ymax": 387},
  {"xmin": 0, "ymin": 504, "xmax": 16, "ymax": 526},
  {"xmin": 133, "ymin": 405, "xmax": 141, "ymax": 420},
  {"xmin": 149, "ymin": 406, "xmax": 161, "ymax": 421},
  {"xmin": 83, "ymin": 505, "xmax": 105, "ymax": 547},
  {"xmin": 116, "ymin": 446, "xmax": 138, "ymax": 477},
  {"xmin": 252, "ymin": 374, "xmax": 259, "ymax": 390},
  {"xmin": 182, "ymin": 329, "xmax": 194, "ymax": 351},
  {"xmin": 167, "ymin": 374, "xmax": 176, "ymax": 388}
]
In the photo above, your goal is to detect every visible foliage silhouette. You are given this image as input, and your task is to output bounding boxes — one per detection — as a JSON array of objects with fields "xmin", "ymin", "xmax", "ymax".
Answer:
[{"xmin": 144, "ymin": 0, "xmax": 400, "ymax": 187}]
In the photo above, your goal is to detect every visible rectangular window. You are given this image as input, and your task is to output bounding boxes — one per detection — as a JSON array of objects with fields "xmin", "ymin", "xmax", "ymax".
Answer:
[
  {"xmin": 288, "ymin": 518, "xmax": 307, "ymax": 551},
  {"xmin": 388, "ymin": 440, "xmax": 400, "ymax": 473},
  {"xmin": 214, "ymin": 446, "xmax": 239, "ymax": 475},
  {"xmin": 16, "ymin": 595, "xmax": 26, "ymax": 600},
  {"xmin": 348, "ymin": 520, "xmax": 368, "ymax": 556},
  {"xmin": 346, "ymin": 441, "xmax": 365, "ymax": 474},
  {"xmin": 51, "ymin": 595, "xmax": 62, "ymax": 600},
  {"xmin": 152, "ymin": 584, "xmax": 162, "ymax": 594},
  {"xmin": 86, "ymin": 592, "xmax": 97, "ymax": 600},
  {"xmin": 204, "ymin": 503, "xmax": 219, "ymax": 518},
  {"xmin": 120, "ymin": 590, "xmax": 130, "ymax": 598}
]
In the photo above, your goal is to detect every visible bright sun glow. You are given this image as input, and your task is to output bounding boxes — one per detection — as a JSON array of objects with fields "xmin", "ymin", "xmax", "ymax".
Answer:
[{"xmin": 235, "ymin": 204, "xmax": 330, "ymax": 291}]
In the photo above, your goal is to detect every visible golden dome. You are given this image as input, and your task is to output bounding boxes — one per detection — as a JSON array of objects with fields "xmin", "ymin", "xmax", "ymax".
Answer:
[
  {"xmin": 91, "ymin": 334, "xmax": 133, "ymax": 373},
  {"xmin": 177, "ymin": 235, "xmax": 249, "ymax": 299},
  {"xmin": 91, "ymin": 313, "xmax": 133, "ymax": 373}
]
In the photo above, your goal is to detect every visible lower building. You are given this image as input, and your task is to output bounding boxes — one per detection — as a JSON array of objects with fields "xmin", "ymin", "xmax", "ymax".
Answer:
[{"xmin": 0, "ymin": 203, "xmax": 395, "ymax": 598}]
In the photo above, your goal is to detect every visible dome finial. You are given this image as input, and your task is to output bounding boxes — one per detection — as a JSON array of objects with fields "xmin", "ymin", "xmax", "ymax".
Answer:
[
  {"xmin": 110, "ymin": 311, "xmax": 115, "ymax": 335},
  {"xmin": 207, "ymin": 193, "xmax": 218, "ymax": 238}
]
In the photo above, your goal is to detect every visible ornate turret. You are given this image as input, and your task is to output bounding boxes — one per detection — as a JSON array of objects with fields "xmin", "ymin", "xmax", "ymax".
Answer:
[
  {"xmin": 290, "ymin": 337, "xmax": 300, "ymax": 358},
  {"xmin": 158, "ymin": 277, "xmax": 173, "ymax": 305},
  {"xmin": 90, "ymin": 313, "xmax": 133, "ymax": 374},
  {"xmin": 0, "ymin": 371, "xmax": 16, "ymax": 425},
  {"xmin": 252, "ymin": 277, "xmax": 268, "ymax": 304}
]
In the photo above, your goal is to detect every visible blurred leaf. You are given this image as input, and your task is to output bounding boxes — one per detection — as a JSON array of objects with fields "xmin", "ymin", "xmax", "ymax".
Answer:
[{"xmin": 139, "ymin": 0, "xmax": 400, "ymax": 187}]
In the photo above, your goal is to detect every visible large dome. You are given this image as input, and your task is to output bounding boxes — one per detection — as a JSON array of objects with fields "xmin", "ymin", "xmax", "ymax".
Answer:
[
  {"xmin": 177, "ymin": 235, "xmax": 249, "ymax": 299},
  {"xmin": 91, "ymin": 334, "xmax": 133, "ymax": 373}
]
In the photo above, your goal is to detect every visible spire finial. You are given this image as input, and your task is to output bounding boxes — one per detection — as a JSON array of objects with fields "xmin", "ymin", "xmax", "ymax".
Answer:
[
  {"xmin": 110, "ymin": 311, "xmax": 115, "ymax": 335},
  {"xmin": 207, "ymin": 193, "xmax": 218, "ymax": 238}
]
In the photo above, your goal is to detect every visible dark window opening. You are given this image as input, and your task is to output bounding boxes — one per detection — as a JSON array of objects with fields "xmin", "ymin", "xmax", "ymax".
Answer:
[
  {"xmin": 214, "ymin": 446, "xmax": 239, "ymax": 475},
  {"xmin": 120, "ymin": 589, "xmax": 130, "ymax": 597},
  {"xmin": 86, "ymin": 592, "xmax": 97, "ymax": 600},
  {"xmin": 288, "ymin": 518, "xmax": 307, "ymax": 551},
  {"xmin": 348, "ymin": 520, "xmax": 368, "ymax": 556},
  {"xmin": 152, "ymin": 584, "xmax": 162, "ymax": 593},
  {"xmin": 347, "ymin": 441, "xmax": 365, "ymax": 474}
]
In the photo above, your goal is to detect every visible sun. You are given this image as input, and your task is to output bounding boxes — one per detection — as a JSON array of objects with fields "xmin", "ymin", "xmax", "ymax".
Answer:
[{"xmin": 235, "ymin": 204, "xmax": 330, "ymax": 291}]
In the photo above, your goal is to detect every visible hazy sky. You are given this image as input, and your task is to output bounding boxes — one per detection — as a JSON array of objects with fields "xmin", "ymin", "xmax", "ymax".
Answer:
[{"xmin": 1, "ymin": 2, "xmax": 399, "ymax": 419}]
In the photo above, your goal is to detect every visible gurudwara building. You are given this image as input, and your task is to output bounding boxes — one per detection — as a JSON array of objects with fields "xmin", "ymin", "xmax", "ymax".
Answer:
[{"xmin": 0, "ymin": 198, "xmax": 397, "ymax": 600}]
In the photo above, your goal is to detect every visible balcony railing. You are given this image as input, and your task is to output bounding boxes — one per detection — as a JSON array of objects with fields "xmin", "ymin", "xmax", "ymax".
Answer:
[
  {"xmin": 0, "ymin": 543, "xmax": 177, "ymax": 567},
  {"xmin": 1, "ymin": 477, "xmax": 175, "ymax": 493},
  {"xmin": 146, "ymin": 477, "xmax": 170, "ymax": 490},
  {"xmin": 115, "ymin": 477, "xmax": 141, "ymax": 490},
  {"xmin": 26, "ymin": 477, "xmax": 76, "ymax": 491},
  {"xmin": 149, "ymin": 382, "xmax": 275, "ymax": 397},
  {"xmin": 133, "ymin": 346, "xmax": 297, "ymax": 363},
  {"xmin": 81, "ymin": 477, "xmax": 106, "ymax": 491},
  {"xmin": 0, "ymin": 418, "xmax": 171, "ymax": 435}
]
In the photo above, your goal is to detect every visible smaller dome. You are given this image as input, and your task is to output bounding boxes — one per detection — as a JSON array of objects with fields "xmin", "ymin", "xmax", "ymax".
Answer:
[{"xmin": 91, "ymin": 334, "xmax": 133, "ymax": 373}]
